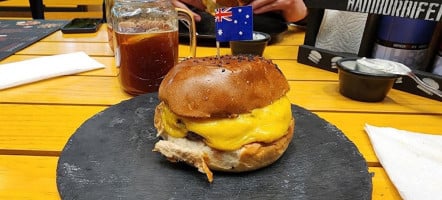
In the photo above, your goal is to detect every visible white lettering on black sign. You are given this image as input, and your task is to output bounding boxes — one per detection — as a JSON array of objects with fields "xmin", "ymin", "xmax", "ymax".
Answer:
[{"xmin": 347, "ymin": 0, "xmax": 441, "ymax": 21}]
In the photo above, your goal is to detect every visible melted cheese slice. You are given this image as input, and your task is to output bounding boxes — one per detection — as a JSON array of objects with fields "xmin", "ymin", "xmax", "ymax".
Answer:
[{"xmin": 161, "ymin": 96, "xmax": 292, "ymax": 151}]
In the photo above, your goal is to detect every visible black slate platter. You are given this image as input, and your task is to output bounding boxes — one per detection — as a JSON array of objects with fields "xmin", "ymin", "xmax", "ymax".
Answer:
[{"xmin": 56, "ymin": 93, "xmax": 372, "ymax": 200}]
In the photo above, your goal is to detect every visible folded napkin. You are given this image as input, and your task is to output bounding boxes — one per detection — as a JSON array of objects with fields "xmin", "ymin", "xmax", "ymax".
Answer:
[
  {"xmin": 364, "ymin": 124, "xmax": 442, "ymax": 200},
  {"xmin": 0, "ymin": 51, "xmax": 105, "ymax": 90},
  {"xmin": 315, "ymin": 10, "xmax": 368, "ymax": 54}
]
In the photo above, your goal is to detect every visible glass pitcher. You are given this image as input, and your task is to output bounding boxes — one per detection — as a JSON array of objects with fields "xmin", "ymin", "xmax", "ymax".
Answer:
[
  {"xmin": 104, "ymin": 0, "xmax": 115, "ymax": 51},
  {"xmin": 112, "ymin": 0, "xmax": 196, "ymax": 95}
]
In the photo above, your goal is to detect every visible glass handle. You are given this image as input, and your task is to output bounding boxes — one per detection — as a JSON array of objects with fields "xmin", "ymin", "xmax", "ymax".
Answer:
[{"xmin": 176, "ymin": 8, "xmax": 197, "ymax": 58}]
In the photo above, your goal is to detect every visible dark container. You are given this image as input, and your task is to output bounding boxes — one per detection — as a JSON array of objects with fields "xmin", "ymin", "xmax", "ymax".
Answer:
[
  {"xmin": 372, "ymin": 16, "xmax": 437, "ymax": 70},
  {"xmin": 230, "ymin": 31, "xmax": 271, "ymax": 56},
  {"xmin": 337, "ymin": 58, "xmax": 400, "ymax": 102}
]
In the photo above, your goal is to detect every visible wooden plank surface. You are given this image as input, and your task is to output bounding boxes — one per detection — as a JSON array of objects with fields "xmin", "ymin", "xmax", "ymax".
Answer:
[
  {"xmin": 0, "ymin": 155, "xmax": 60, "ymax": 200},
  {"xmin": 0, "ymin": 0, "xmax": 103, "ymax": 19},
  {"xmin": 287, "ymin": 81, "xmax": 442, "ymax": 114},
  {"xmin": 43, "ymin": 0, "xmax": 103, "ymax": 6},
  {"xmin": 370, "ymin": 167, "xmax": 402, "ymax": 199},
  {"xmin": 0, "ymin": 57, "xmax": 336, "ymax": 80},
  {"xmin": 44, "ymin": 11, "xmax": 103, "ymax": 20},
  {"xmin": 42, "ymin": 25, "xmax": 109, "ymax": 42},
  {"xmin": 0, "ymin": 104, "xmax": 107, "ymax": 153},
  {"xmin": 0, "ymin": 0, "xmax": 102, "ymax": 7},
  {"xmin": 0, "ymin": 55, "xmax": 117, "ymax": 76},
  {"xmin": 10, "ymin": 24, "xmax": 303, "ymax": 59},
  {"xmin": 14, "ymin": 41, "xmax": 114, "ymax": 56},
  {"xmin": 2, "ymin": 76, "xmax": 440, "ymax": 114},
  {"xmin": 0, "ymin": 155, "xmax": 401, "ymax": 200},
  {"xmin": 315, "ymin": 111, "xmax": 442, "ymax": 165},
  {"xmin": 13, "ymin": 41, "xmax": 300, "ymax": 60},
  {"xmin": 0, "ymin": 0, "xmax": 31, "ymax": 7},
  {"xmin": 40, "ymin": 23, "xmax": 305, "ymax": 46},
  {"xmin": 0, "ymin": 76, "xmax": 132, "ymax": 105},
  {"xmin": 1, "ymin": 104, "xmax": 440, "ymax": 165}
]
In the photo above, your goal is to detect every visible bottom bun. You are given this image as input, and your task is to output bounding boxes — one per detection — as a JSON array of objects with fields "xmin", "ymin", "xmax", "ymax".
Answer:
[{"xmin": 153, "ymin": 105, "xmax": 295, "ymax": 182}]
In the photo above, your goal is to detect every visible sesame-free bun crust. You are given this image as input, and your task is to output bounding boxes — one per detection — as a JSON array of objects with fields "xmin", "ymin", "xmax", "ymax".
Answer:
[
  {"xmin": 158, "ymin": 55, "xmax": 290, "ymax": 118},
  {"xmin": 153, "ymin": 103, "xmax": 295, "ymax": 182}
]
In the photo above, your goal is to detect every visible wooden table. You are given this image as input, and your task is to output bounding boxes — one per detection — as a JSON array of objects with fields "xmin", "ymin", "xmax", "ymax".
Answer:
[
  {"xmin": 0, "ymin": 0, "xmax": 103, "ymax": 19},
  {"xmin": 1, "ymin": 23, "xmax": 441, "ymax": 200}
]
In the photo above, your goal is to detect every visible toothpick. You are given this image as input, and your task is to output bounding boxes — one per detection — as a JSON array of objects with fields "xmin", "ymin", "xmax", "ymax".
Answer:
[
  {"xmin": 216, "ymin": 41, "xmax": 220, "ymax": 60},
  {"xmin": 215, "ymin": 2, "xmax": 221, "ymax": 61}
]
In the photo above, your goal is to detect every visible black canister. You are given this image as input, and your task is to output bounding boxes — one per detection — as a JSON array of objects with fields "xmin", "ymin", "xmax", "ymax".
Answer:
[{"xmin": 372, "ymin": 16, "xmax": 437, "ymax": 70}]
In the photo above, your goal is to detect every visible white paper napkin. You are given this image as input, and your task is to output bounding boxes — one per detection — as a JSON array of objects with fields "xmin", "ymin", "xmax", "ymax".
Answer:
[
  {"xmin": 315, "ymin": 10, "xmax": 368, "ymax": 54},
  {"xmin": 364, "ymin": 124, "xmax": 442, "ymax": 200},
  {"xmin": 0, "ymin": 51, "xmax": 105, "ymax": 90}
]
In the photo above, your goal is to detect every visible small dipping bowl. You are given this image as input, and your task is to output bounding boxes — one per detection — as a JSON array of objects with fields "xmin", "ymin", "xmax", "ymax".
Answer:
[
  {"xmin": 230, "ymin": 31, "xmax": 271, "ymax": 56},
  {"xmin": 336, "ymin": 58, "xmax": 400, "ymax": 102}
]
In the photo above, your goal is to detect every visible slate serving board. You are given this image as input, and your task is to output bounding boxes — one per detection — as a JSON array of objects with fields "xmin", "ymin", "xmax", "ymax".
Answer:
[{"xmin": 56, "ymin": 93, "xmax": 372, "ymax": 200}]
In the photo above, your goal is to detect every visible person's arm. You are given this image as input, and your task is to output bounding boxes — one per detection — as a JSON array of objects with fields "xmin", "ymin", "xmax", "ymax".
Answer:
[
  {"xmin": 171, "ymin": 0, "xmax": 207, "ymax": 21},
  {"xmin": 249, "ymin": 0, "xmax": 307, "ymax": 22}
]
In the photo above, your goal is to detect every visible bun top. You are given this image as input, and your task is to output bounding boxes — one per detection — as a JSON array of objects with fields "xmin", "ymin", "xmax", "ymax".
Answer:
[{"xmin": 158, "ymin": 55, "xmax": 290, "ymax": 118}]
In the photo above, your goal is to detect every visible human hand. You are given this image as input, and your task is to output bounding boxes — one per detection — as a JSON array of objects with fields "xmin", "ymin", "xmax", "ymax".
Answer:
[
  {"xmin": 171, "ymin": 0, "xmax": 207, "ymax": 21},
  {"xmin": 248, "ymin": 0, "xmax": 307, "ymax": 22}
]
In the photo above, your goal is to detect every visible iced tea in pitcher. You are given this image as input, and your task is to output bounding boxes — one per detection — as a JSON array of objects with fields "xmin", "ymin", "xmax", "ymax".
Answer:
[
  {"xmin": 112, "ymin": 0, "xmax": 196, "ymax": 95},
  {"xmin": 115, "ymin": 31, "xmax": 178, "ymax": 95}
]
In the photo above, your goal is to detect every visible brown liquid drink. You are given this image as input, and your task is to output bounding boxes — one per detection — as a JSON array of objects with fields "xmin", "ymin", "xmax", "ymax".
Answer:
[
  {"xmin": 115, "ymin": 31, "xmax": 178, "ymax": 95},
  {"xmin": 111, "ymin": 0, "xmax": 196, "ymax": 95}
]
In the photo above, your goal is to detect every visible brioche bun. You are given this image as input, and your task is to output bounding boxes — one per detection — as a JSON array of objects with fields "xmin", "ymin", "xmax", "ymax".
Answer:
[
  {"xmin": 158, "ymin": 55, "xmax": 289, "ymax": 117},
  {"xmin": 153, "ymin": 55, "xmax": 294, "ymax": 182}
]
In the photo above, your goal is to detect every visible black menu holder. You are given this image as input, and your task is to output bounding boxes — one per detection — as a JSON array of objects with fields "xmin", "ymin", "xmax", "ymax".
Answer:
[{"xmin": 298, "ymin": 0, "xmax": 442, "ymax": 101}]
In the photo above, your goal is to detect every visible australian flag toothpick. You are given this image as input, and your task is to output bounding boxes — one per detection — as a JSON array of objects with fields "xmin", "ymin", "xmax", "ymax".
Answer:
[{"xmin": 215, "ymin": 6, "xmax": 253, "ymax": 42}]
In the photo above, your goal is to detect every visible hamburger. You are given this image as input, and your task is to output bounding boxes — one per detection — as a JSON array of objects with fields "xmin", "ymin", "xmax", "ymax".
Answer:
[{"xmin": 153, "ymin": 55, "xmax": 294, "ymax": 182}]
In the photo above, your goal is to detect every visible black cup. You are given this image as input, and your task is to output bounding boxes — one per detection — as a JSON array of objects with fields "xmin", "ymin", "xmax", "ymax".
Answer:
[
  {"xmin": 229, "ymin": 31, "xmax": 271, "ymax": 56},
  {"xmin": 336, "ymin": 58, "xmax": 400, "ymax": 102}
]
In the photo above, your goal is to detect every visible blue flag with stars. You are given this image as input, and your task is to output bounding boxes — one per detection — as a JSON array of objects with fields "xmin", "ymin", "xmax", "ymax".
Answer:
[{"xmin": 215, "ymin": 6, "xmax": 253, "ymax": 42}]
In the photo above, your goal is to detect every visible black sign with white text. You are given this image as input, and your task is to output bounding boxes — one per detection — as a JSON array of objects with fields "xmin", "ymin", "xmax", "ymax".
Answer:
[{"xmin": 305, "ymin": 0, "xmax": 441, "ymax": 21}]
